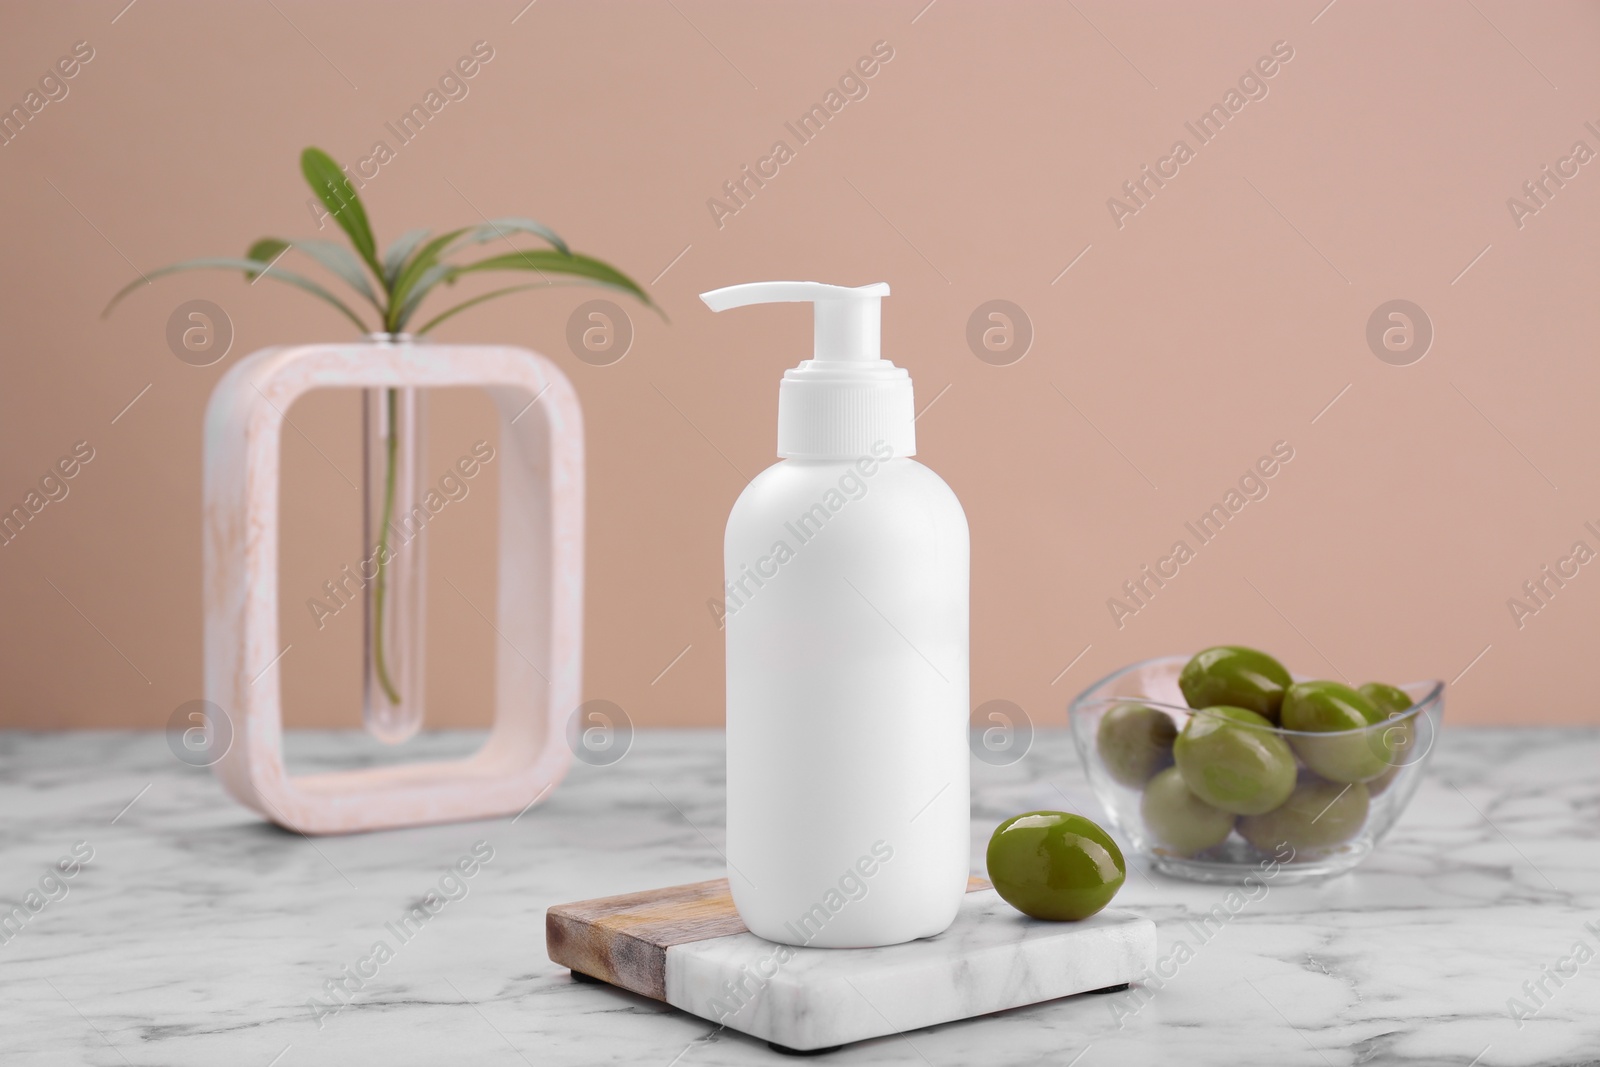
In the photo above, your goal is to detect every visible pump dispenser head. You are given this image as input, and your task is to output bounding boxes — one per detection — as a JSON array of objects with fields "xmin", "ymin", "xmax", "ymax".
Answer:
[
  {"xmin": 700, "ymin": 281, "xmax": 914, "ymax": 460},
  {"xmin": 700, "ymin": 281, "xmax": 890, "ymax": 363}
]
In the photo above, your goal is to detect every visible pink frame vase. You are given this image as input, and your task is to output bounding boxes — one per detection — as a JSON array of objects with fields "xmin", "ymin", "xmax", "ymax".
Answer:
[{"xmin": 202, "ymin": 341, "xmax": 582, "ymax": 834}]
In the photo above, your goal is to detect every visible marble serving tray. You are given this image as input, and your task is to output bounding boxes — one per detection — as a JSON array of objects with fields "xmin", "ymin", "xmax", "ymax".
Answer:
[{"xmin": 547, "ymin": 877, "xmax": 1156, "ymax": 1053}]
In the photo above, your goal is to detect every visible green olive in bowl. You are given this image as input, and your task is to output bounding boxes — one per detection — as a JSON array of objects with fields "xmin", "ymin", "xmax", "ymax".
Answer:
[
  {"xmin": 1282, "ymin": 681, "xmax": 1390, "ymax": 783},
  {"xmin": 1096, "ymin": 703, "xmax": 1177, "ymax": 787},
  {"xmin": 1359, "ymin": 682, "xmax": 1411, "ymax": 716},
  {"xmin": 1141, "ymin": 766, "xmax": 1235, "ymax": 856},
  {"xmin": 1358, "ymin": 682, "xmax": 1414, "ymax": 795},
  {"xmin": 1173, "ymin": 706, "xmax": 1298, "ymax": 815},
  {"xmin": 986, "ymin": 811, "xmax": 1126, "ymax": 921},
  {"xmin": 1239, "ymin": 775, "xmax": 1370, "ymax": 854},
  {"xmin": 1178, "ymin": 646, "xmax": 1293, "ymax": 723}
]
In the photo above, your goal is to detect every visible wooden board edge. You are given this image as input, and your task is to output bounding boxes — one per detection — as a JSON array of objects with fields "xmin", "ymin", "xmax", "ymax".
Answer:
[
  {"xmin": 546, "ymin": 908, "xmax": 669, "ymax": 1000},
  {"xmin": 547, "ymin": 872, "xmax": 994, "ymax": 1000}
]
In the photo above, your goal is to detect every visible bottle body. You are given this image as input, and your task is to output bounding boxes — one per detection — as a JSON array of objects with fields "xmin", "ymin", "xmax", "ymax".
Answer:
[{"xmin": 724, "ymin": 450, "xmax": 969, "ymax": 947}]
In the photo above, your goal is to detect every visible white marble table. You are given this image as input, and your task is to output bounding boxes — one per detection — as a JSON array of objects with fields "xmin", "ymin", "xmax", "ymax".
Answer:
[{"xmin": 1, "ymin": 728, "xmax": 1596, "ymax": 1066}]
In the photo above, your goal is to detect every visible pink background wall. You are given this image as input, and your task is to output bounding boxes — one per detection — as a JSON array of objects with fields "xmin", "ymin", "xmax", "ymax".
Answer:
[{"xmin": 3, "ymin": 1, "xmax": 1597, "ymax": 730}]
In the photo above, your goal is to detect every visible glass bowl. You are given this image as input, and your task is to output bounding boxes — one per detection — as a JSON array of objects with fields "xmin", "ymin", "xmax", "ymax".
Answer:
[{"xmin": 1069, "ymin": 654, "xmax": 1443, "ymax": 884}]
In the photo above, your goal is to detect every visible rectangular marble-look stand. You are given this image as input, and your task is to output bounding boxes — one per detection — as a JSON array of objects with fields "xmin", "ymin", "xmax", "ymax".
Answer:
[
  {"xmin": 547, "ymin": 878, "xmax": 1156, "ymax": 1052},
  {"xmin": 202, "ymin": 342, "xmax": 582, "ymax": 834}
]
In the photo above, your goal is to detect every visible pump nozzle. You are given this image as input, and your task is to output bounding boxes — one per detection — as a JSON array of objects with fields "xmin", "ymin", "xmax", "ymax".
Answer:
[
  {"xmin": 699, "ymin": 279, "xmax": 913, "ymax": 459},
  {"xmin": 700, "ymin": 281, "xmax": 890, "ymax": 363}
]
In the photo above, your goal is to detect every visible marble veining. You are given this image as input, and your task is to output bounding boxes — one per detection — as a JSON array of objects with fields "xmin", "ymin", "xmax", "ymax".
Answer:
[{"xmin": 0, "ymin": 728, "xmax": 1596, "ymax": 1065}]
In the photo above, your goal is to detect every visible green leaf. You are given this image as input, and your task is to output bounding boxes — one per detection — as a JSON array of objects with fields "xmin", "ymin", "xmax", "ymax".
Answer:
[
  {"xmin": 300, "ymin": 147, "xmax": 380, "ymax": 276},
  {"xmin": 413, "ymin": 283, "xmax": 552, "ymax": 335},
  {"xmin": 102, "ymin": 257, "xmax": 371, "ymax": 332},
  {"xmin": 244, "ymin": 238, "xmax": 290, "ymax": 281},
  {"xmin": 449, "ymin": 217, "xmax": 570, "ymax": 257},
  {"xmin": 445, "ymin": 249, "xmax": 656, "ymax": 309},
  {"xmin": 381, "ymin": 228, "xmax": 430, "ymax": 289},
  {"xmin": 296, "ymin": 238, "xmax": 383, "ymax": 311},
  {"xmin": 393, "ymin": 262, "xmax": 456, "ymax": 329},
  {"xmin": 395, "ymin": 249, "xmax": 660, "ymax": 330},
  {"xmin": 386, "ymin": 228, "xmax": 469, "ymax": 325}
]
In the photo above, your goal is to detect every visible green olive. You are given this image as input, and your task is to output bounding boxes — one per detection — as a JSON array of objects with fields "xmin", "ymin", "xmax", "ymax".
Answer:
[
  {"xmin": 1366, "ymin": 759, "xmax": 1403, "ymax": 797},
  {"xmin": 1281, "ymin": 680, "xmax": 1381, "ymax": 730},
  {"xmin": 1358, "ymin": 682, "xmax": 1412, "ymax": 717},
  {"xmin": 1141, "ymin": 766, "xmax": 1234, "ymax": 856},
  {"xmin": 986, "ymin": 811, "xmax": 1126, "ymax": 921},
  {"xmin": 1358, "ymin": 683, "xmax": 1414, "ymax": 796},
  {"xmin": 1178, "ymin": 646, "xmax": 1293, "ymax": 723},
  {"xmin": 1282, "ymin": 681, "xmax": 1390, "ymax": 783},
  {"xmin": 1173, "ymin": 706, "xmax": 1298, "ymax": 815},
  {"xmin": 1238, "ymin": 776, "xmax": 1370, "ymax": 854},
  {"xmin": 1096, "ymin": 703, "xmax": 1177, "ymax": 787}
]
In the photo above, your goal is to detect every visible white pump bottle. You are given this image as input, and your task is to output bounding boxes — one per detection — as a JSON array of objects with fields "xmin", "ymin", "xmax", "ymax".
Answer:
[{"xmin": 700, "ymin": 281, "xmax": 969, "ymax": 948}]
